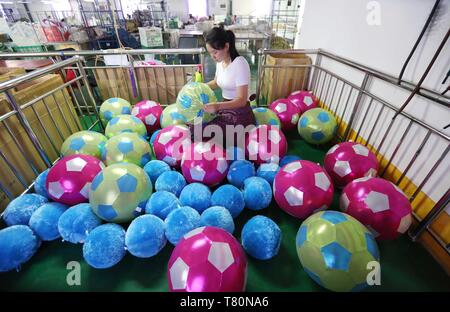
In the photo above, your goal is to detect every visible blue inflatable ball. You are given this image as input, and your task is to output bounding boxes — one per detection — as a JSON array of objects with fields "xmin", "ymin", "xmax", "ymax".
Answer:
[
  {"xmin": 179, "ymin": 183, "xmax": 211, "ymax": 213},
  {"xmin": 34, "ymin": 169, "xmax": 49, "ymax": 198},
  {"xmin": 280, "ymin": 154, "xmax": 302, "ymax": 167},
  {"xmin": 150, "ymin": 129, "xmax": 161, "ymax": 146},
  {"xmin": 256, "ymin": 163, "xmax": 280, "ymax": 185},
  {"xmin": 144, "ymin": 160, "xmax": 171, "ymax": 185},
  {"xmin": 155, "ymin": 171, "xmax": 186, "ymax": 197},
  {"xmin": 211, "ymin": 185, "xmax": 245, "ymax": 218},
  {"xmin": 3, "ymin": 193, "xmax": 48, "ymax": 226},
  {"xmin": 225, "ymin": 146, "xmax": 245, "ymax": 162},
  {"xmin": 125, "ymin": 214, "xmax": 167, "ymax": 257},
  {"xmin": 165, "ymin": 206, "xmax": 201, "ymax": 245},
  {"xmin": 57, "ymin": 203, "xmax": 102, "ymax": 244},
  {"xmin": 243, "ymin": 177, "xmax": 272, "ymax": 210},
  {"xmin": 29, "ymin": 202, "xmax": 68, "ymax": 241},
  {"xmin": 241, "ymin": 215, "xmax": 281, "ymax": 260},
  {"xmin": 83, "ymin": 223, "xmax": 126, "ymax": 269},
  {"xmin": 200, "ymin": 206, "xmax": 235, "ymax": 234},
  {"xmin": 0, "ymin": 225, "xmax": 41, "ymax": 272},
  {"xmin": 227, "ymin": 160, "xmax": 255, "ymax": 189},
  {"xmin": 145, "ymin": 191, "xmax": 180, "ymax": 219}
]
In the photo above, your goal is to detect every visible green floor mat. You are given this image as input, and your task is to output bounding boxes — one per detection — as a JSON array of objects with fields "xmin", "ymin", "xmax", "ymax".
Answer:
[{"xmin": 1, "ymin": 133, "xmax": 448, "ymax": 292}]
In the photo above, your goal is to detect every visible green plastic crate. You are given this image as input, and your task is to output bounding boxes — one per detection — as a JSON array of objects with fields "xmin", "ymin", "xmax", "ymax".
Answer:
[{"xmin": 10, "ymin": 45, "xmax": 46, "ymax": 60}]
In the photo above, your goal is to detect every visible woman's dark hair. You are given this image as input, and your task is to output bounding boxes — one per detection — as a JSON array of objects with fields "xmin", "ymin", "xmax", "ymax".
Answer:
[{"xmin": 205, "ymin": 24, "xmax": 240, "ymax": 61}]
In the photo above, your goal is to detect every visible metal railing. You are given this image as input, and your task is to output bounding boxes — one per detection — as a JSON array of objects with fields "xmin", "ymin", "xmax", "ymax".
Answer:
[
  {"xmin": 257, "ymin": 48, "xmax": 450, "ymax": 253},
  {"xmin": 0, "ymin": 56, "xmax": 99, "ymax": 205},
  {"xmin": 1, "ymin": 48, "xmax": 448, "ymax": 255},
  {"xmin": 0, "ymin": 48, "xmax": 205, "ymax": 106}
]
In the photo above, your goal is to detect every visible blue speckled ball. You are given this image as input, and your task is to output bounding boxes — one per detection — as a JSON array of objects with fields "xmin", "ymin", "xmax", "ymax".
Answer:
[
  {"xmin": 211, "ymin": 184, "xmax": 245, "ymax": 218},
  {"xmin": 241, "ymin": 215, "xmax": 281, "ymax": 260},
  {"xmin": 29, "ymin": 202, "xmax": 68, "ymax": 241},
  {"xmin": 3, "ymin": 194, "xmax": 48, "ymax": 226},
  {"xmin": 83, "ymin": 223, "xmax": 126, "ymax": 269},
  {"xmin": 145, "ymin": 191, "xmax": 180, "ymax": 219},
  {"xmin": 58, "ymin": 203, "xmax": 102, "ymax": 244},
  {"xmin": 200, "ymin": 206, "xmax": 235, "ymax": 234},
  {"xmin": 150, "ymin": 129, "xmax": 161, "ymax": 146},
  {"xmin": 225, "ymin": 146, "xmax": 245, "ymax": 162},
  {"xmin": 125, "ymin": 214, "xmax": 167, "ymax": 257},
  {"xmin": 179, "ymin": 183, "xmax": 211, "ymax": 213},
  {"xmin": 227, "ymin": 160, "xmax": 255, "ymax": 189},
  {"xmin": 155, "ymin": 171, "xmax": 186, "ymax": 197},
  {"xmin": 0, "ymin": 225, "xmax": 41, "ymax": 272},
  {"xmin": 165, "ymin": 206, "xmax": 201, "ymax": 245},
  {"xmin": 256, "ymin": 163, "xmax": 280, "ymax": 185},
  {"xmin": 280, "ymin": 154, "xmax": 302, "ymax": 167},
  {"xmin": 243, "ymin": 177, "xmax": 272, "ymax": 210},
  {"xmin": 34, "ymin": 169, "xmax": 49, "ymax": 198},
  {"xmin": 143, "ymin": 160, "xmax": 171, "ymax": 185}
]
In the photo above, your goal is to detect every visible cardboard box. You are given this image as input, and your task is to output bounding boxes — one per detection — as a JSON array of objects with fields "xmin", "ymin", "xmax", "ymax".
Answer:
[
  {"xmin": 0, "ymin": 74, "xmax": 81, "ymax": 211},
  {"xmin": 260, "ymin": 53, "xmax": 311, "ymax": 105},
  {"xmin": 93, "ymin": 64, "xmax": 197, "ymax": 105},
  {"xmin": 0, "ymin": 67, "xmax": 26, "ymax": 83},
  {"xmin": 138, "ymin": 27, "xmax": 163, "ymax": 48}
]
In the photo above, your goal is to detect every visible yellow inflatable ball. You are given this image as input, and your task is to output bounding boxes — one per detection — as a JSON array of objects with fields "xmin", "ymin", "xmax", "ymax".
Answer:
[
  {"xmin": 105, "ymin": 115, "xmax": 147, "ymax": 139},
  {"xmin": 60, "ymin": 131, "xmax": 107, "ymax": 160},
  {"xmin": 99, "ymin": 97, "xmax": 132, "ymax": 125}
]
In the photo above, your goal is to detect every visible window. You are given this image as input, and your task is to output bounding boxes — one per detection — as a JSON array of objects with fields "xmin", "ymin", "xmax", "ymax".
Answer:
[{"xmin": 188, "ymin": 0, "xmax": 207, "ymax": 19}]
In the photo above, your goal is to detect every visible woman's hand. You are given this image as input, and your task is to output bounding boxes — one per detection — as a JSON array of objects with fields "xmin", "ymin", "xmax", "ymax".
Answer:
[{"xmin": 203, "ymin": 103, "xmax": 219, "ymax": 114}]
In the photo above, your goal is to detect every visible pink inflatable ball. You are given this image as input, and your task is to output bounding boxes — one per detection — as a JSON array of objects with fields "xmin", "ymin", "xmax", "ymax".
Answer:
[
  {"xmin": 245, "ymin": 125, "xmax": 288, "ymax": 165},
  {"xmin": 340, "ymin": 177, "xmax": 412, "ymax": 240},
  {"xmin": 269, "ymin": 98, "xmax": 301, "ymax": 131},
  {"xmin": 153, "ymin": 125, "xmax": 191, "ymax": 168},
  {"xmin": 46, "ymin": 155, "xmax": 105, "ymax": 206},
  {"xmin": 273, "ymin": 160, "xmax": 334, "ymax": 219},
  {"xmin": 132, "ymin": 100, "xmax": 163, "ymax": 134},
  {"xmin": 287, "ymin": 90, "xmax": 318, "ymax": 113},
  {"xmin": 324, "ymin": 142, "xmax": 379, "ymax": 188},
  {"xmin": 168, "ymin": 226, "xmax": 247, "ymax": 292},
  {"xmin": 181, "ymin": 142, "xmax": 229, "ymax": 187}
]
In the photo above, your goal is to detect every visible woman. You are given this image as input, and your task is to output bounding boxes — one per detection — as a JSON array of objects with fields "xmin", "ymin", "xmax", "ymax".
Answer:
[{"xmin": 192, "ymin": 25, "xmax": 255, "ymax": 146}]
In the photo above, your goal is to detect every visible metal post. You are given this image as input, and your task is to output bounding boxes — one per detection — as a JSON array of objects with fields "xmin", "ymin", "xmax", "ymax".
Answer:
[
  {"xmin": 4, "ymin": 90, "xmax": 51, "ymax": 167},
  {"xmin": 343, "ymin": 74, "xmax": 370, "ymax": 140},
  {"xmin": 76, "ymin": 60, "xmax": 104, "ymax": 131},
  {"xmin": 409, "ymin": 188, "xmax": 450, "ymax": 241},
  {"xmin": 310, "ymin": 53, "xmax": 322, "ymax": 91}
]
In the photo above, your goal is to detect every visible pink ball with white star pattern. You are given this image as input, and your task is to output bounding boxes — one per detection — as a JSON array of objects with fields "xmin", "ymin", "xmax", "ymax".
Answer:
[
  {"xmin": 153, "ymin": 125, "xmax": 191, "ymax": 168},
  {"xmin": 324, "ymin": 142, "xmax": 379, "ymax": 188},
  {"xmin": 46, "ymin": 154, "xmax": 104, "ymax": 206},
  {"xmin": 269, "ymin": 98, "xmax": 301, "ymax": 131},
  {"xmin": 273, "ymin": 160, "xmax": 334, "ymax": 219},
  {"xmin": 168, "ymin": 226, "xmax": 247, "ymax": 292},
  {"xmin": 181, "ymin": 142, "xmax": 229, "ymax": 186},
  {"xmin": 287, "ymin": 90, "xmax": 318, "ymax": 114},
  {"xmin": 132, "ymin": 100, "xmax": 163, "ymax": 134},
  {"xmin": 246, "ymin": 125, "xmax": 288, "ymax": 165},
  {"xmin": 340, "ymin": 177, "xmax": 412, "ymax": 240}
]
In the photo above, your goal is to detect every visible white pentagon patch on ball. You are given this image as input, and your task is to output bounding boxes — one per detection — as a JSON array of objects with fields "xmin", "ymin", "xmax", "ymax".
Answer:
[
  {"xmin": 364, "ymin": 191, "xmax": 390, "ymax": 213},
  {"xmin": 283, "ymin": 161, "xmax": 302, "ymax": 173},
  {"xmin": 334, "ymin": 160, "xmax": 352, "ymax": 177},
  {"xmin": 314, "ymin": 172, "xmax": 331, "ymax": 191},
  {"xmin": 145, "ymin": 114, "xmax": 157, "ymax": 126},
  {"xmin": 208, "ymin": 242, "xmax": 234, "ymax": 273},
  {"xmin": 170, "ymin": 257, "xmax": 189, "ymax": 290},
  {"xmin": 352, "ymin": 144, "xmax": 369, "ymax": 157},
  {"xmin": 158, "ymin": 133, "xmax": 172, "ymax": 145},
  {"xmin": 66, "ymin": 157, "xmax": 87, "ymax": 172},
  {"xmin": 284, "ymin": 186, "xmax": 303, "ymax": 206}
]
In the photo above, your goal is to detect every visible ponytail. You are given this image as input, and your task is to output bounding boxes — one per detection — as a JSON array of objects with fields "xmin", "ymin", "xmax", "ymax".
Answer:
[{"xmin": 205, "ymin": 25, "xmax": 240, "ymax": 61}]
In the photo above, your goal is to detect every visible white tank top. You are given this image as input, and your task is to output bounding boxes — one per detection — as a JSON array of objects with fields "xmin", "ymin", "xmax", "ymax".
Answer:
[{"xmin": 215, "ymin": 56, "xmax": 250, "ymax": 100}]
